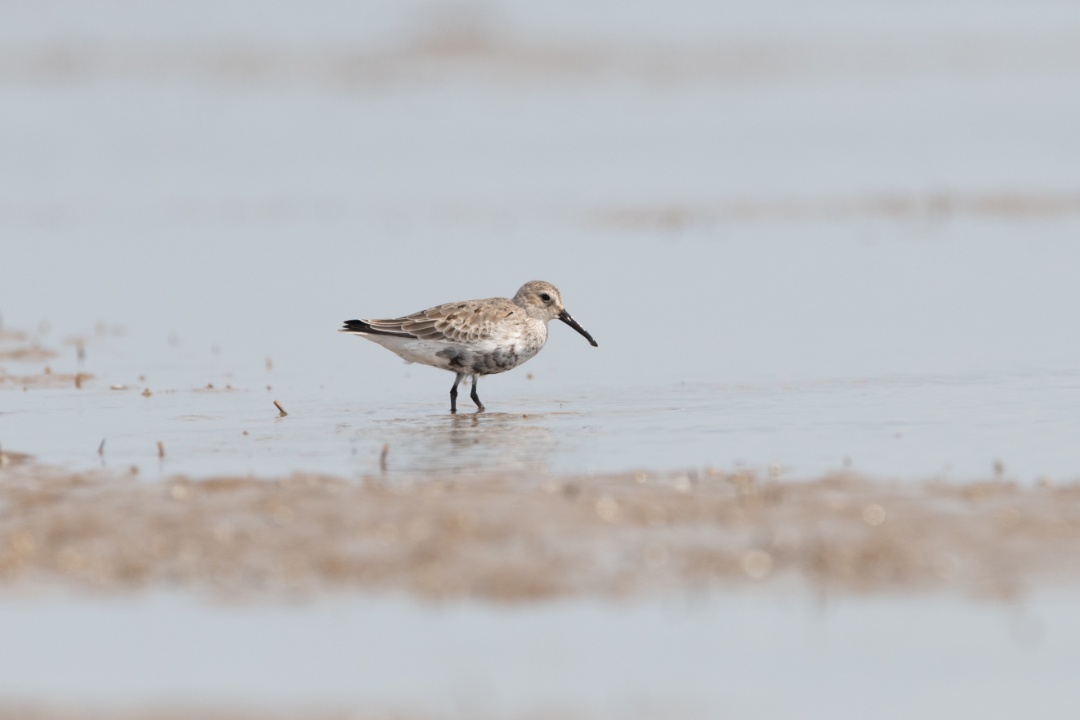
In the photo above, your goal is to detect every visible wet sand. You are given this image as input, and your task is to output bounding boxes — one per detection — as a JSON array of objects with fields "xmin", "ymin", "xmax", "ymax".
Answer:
[{"xmin": 3, "ymin": 448, "xmax": 1078, "ymax": 602}]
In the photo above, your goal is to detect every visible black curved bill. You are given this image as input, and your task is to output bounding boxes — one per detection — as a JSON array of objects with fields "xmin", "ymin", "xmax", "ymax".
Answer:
[{"xmin": 558, "ymin": 309, "xmax": 598, "ymax": 347}]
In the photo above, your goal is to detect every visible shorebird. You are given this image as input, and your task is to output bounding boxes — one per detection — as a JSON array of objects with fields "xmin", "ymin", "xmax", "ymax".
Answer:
[{"xmin": 341, "ymin": 281, "xmax": 598, "ymax": 413}]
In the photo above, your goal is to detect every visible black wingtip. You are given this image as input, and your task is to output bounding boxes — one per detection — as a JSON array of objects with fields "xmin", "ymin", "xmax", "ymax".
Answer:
[
  {"xmin": 341, "ymin": 319, "xmax": 369, "ymax": 332},
  {"xmin": 340, "ymin": 319, "xmax": 414, "ymax": 338}
]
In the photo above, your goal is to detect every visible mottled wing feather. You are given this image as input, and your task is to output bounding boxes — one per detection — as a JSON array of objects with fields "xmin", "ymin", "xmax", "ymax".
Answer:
[{"xmin": 362, "ymin": 298, "xmax": 519, "ymax": 344}]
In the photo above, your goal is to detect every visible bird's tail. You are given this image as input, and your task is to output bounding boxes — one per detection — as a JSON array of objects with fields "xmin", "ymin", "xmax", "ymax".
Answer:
[
  {"xmin": 340, "ymin": 319, "xmax": 412, "ymax": 338},
  {"xmin": 341, "ymin": 319, "xmax": 373, "ymax": 333}
]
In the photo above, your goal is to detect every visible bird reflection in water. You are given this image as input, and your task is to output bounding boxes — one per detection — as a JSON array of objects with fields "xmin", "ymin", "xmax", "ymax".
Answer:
[{"xmin": 376, "ymin": 411, "xmax": 560, "ymax": 475}]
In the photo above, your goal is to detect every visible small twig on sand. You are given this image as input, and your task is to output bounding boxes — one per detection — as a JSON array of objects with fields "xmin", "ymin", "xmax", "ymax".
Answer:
[{"xmin": 274, "ymin": 400, "xmax": 288, "ymax": 417}]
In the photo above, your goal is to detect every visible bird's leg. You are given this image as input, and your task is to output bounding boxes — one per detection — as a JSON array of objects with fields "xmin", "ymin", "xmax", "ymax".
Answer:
[
  {"xmin": 470, "ymin": 374, "xmax": 485, "ymax": 412},
  {"xmin": 449, "ymin": 373, "xmax": 464, "ymax": 414}
]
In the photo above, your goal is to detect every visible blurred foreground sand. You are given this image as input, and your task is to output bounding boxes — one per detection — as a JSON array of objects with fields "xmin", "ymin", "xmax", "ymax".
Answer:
[{"xmin": 3, "ymin": 446, "xmax": 1079, "ymax": 602}]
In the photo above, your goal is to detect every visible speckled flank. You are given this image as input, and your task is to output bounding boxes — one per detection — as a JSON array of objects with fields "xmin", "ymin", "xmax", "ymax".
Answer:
[
  {"xmin": 341, "ymin": 281, "xmax": 597, "ymax": 412},
  {"xmin": 434, "ymin": 341, "xmax": 533, "ymax": 376}
]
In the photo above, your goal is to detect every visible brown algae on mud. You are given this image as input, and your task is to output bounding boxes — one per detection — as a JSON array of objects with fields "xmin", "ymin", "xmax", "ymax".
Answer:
[
  {"xmin": 2, "ymin": 455, "xmax": 1080, "ymax": 601},
  {"xmin": 0, "ymin": 370, "xmax": 94, "ymax": 389},
  {"xmin": 0, "ymin": 330, "xmax": 91, "ymax": 388}
]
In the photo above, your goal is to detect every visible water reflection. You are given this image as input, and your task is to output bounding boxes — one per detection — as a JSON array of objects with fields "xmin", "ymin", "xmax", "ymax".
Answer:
[{"xmin": 375, "ymin": 412, "xmax": 559, "ymax": 475}]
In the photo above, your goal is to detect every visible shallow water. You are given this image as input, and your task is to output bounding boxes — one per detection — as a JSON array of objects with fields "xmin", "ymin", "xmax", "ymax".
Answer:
[{"xmin": 6, "ymin": 222, "xmax": 1080, "ymax": 481}]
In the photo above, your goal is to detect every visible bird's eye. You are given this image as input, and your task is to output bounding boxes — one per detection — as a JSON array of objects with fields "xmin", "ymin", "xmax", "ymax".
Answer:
[{"xmin": 539, "ymin": 293, "xmax": 551, "ymax": 302}]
